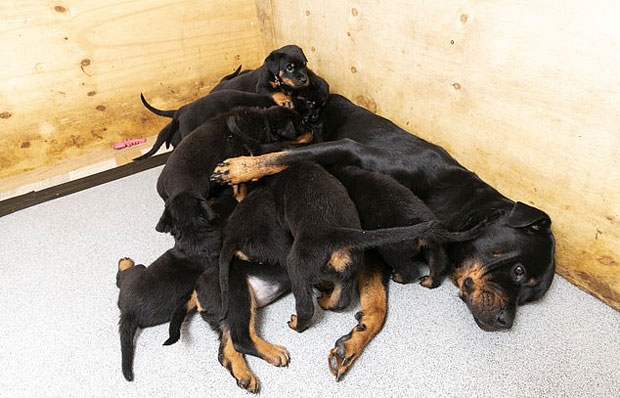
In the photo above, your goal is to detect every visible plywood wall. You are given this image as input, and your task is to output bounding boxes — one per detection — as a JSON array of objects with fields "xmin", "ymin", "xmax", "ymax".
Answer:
[
  {"xmin": 268, "ymin": 0, "xmax": 620, "ymax": 310},
  {"xmin": 0, "ymin": 0, "xmax": 273, "ymax": 186}
]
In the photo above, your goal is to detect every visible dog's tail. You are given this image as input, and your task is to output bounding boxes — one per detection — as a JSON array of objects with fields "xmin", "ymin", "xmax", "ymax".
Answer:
[
  {"xmin": 217, "ymin": 246, "xmax": 237, "ymax": 322},
  {"xmin": 324, "ymin": 220, "xmax": 443, "ymax": 251},
  {"xmin": 431, "ymin": 221, "xmax": 484, "ymax": 243},
  {"xmin": 133, "ymin": 121, "xmax": 177, "ymax": 161},
  {"xmin": 119, "ymin": 312, "xmax": 138, "ymax": 382},
  {"xmin": 140, "ymin": 93, "xmax": 175, "ymax": 118},
  {"xmin": 219, "ymin": 65, "xmax": 243, "ymax": 82}
]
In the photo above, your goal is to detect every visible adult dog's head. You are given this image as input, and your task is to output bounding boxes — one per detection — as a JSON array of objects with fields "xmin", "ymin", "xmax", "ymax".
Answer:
[
  {"xmin": 265, "ymin": 44, "xmax": 310, "ymax": 89},
  {"xmin": 156, "ymin": 192, "xmax": 221, "ymax": 261},
  {"xmin": 451, "ymin": 201, "xmax": 555, "ymax": 331}
]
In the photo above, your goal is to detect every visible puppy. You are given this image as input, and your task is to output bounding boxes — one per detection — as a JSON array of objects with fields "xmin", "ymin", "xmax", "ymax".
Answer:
[
  {"xmin": 218, "ymin": 161, "xmax": 447, "ymax": 333},
  {"xmin": 116, "ymin": 255, "xmax": 204, "ymax": 382},
  {"xmin": 136, "ymin": 90, "xmax": 279, "ymax": 160},
  {"xmin": 155, "ymin": 105, "xmax": 308, "ymax": 257},
  {"xmin": 210, "ymin": 44, "xmax": 310, "ymax": 108},
  {"xmin": 330, "ymin": 165, "xmax": 481, "ymax": 288}
]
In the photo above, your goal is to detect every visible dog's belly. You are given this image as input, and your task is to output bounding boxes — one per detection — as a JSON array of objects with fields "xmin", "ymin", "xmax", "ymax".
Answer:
[{"xmin": 247, "ymin": 276, "xmax": 288, "ymax": 307}]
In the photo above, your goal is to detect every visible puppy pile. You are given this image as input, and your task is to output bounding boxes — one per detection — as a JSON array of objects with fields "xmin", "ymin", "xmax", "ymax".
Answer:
[{"xmin": 116, "ymin": 44, "xmax": 556, "ymax": 393}]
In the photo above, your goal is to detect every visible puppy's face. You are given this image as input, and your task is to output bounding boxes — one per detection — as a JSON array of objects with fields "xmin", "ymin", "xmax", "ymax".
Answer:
[
  {"xmin": 451, "ymin": 202, "xmax": 555, "ymax": 331},
  {"xmin": 156, "ymin": 192, "xmax": 221, "ymax": 260},
  {"xmin": 293, "ymin": 72, "xmax": 330, "ymax": 124},
  {"xmin": 265, "ymin": 44, "xmax": 309, "ymax": 89},
  {"xmin": 263, "ymin": 106, "xmax": 305, "ymax": 141}
]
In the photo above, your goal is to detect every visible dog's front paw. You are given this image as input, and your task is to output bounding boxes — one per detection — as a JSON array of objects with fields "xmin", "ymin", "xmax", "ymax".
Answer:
[
  {"xmin": 260, "ymin": 344, "xmax": 290, "ymax": 367},
  {"xmin": 419, "ymin": 275, "xmax": 441, "ymax": 289}
]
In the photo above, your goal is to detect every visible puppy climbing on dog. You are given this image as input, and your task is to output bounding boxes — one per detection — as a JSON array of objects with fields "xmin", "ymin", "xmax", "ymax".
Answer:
[
  {"xmin": 155, "ymin": 105, "xmax": 310, "ymax": 257},
  {"xmin": 210, "ymin": 44, "xmax": 311, "ymax": 108}
]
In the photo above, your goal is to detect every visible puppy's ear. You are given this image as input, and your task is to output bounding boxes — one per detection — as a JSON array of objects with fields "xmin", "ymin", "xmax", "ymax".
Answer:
[
  {"xmin": 156, "ymin": 208, "xmax": 172, "ymax": 233},
  {"xmin": 265, "ymin": 50, "xmax": 282, "ymax": 75},
  {"xmin": 200, "ymin": 200, "xmax": 219, "ymax": 223},
  {"xmin": 506, "ymin": 201, "xmax": 551, "ymax": 232}
]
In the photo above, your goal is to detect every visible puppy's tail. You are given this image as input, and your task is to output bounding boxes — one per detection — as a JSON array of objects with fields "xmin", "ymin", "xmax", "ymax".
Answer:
[
  {"xmin": 432, "ymin": 221, "xmax": 484, "ymax": 244},
  {"xmin": 326, "ymin": 220, "xmax": 444, "ymax": 250},
  {"xmin": 217, "ymin": 247, "xmax": 236, "ymax": 322},
  {"xmin": 119, "ymin": 312, "xmax": 138, "ymax": 382},
  {"xmin": 140, "ymin": 93, "xmax": 175, "ymax": 118},
  {"xmin": 133, "ymin": 119, "xmax": 179, "ymax": 161},
  {"xmin": 219, "ymin": 64, "xmax": 243, "ymax": 82}
]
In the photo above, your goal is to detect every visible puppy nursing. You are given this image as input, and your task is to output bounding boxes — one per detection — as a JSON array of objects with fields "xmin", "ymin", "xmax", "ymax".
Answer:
[{"xmin": 115, "ymin": 43, "xmax": 554, "ymax": 392}]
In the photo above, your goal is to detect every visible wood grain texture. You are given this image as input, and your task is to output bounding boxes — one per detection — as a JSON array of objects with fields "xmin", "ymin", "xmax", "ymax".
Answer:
[
  {"xmin": 268, "ymin": 0, "xmax": 620, "ymax": 309},
  {"xmin": 0, "ymin": 0, "xmax": 267, "ymax": 180}
]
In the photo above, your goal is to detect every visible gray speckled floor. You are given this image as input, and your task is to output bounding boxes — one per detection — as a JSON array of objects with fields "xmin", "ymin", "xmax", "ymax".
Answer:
[{"xmin": 1, "ymin": 166, "xmax": 618, "ymax": 398}]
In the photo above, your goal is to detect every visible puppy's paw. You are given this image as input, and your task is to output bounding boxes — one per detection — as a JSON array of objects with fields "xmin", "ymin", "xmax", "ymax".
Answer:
[
  {"xmin": 260, "ymin": 344, "xmax": 290, "ymax": 367},
  {"xmin": 287, "ymin": 314, "xmax": 298, "ymax": 331},
  {"xmin": 272, "ymin": 92, "xmax": 294, "ymax": 108},
  {"xmin": 420, "ymin": 275, "xmax": 441, "ymax": 289},
  {"xmin": 118, "ymin": 257, "xmax": 134, "ymax": 271}
]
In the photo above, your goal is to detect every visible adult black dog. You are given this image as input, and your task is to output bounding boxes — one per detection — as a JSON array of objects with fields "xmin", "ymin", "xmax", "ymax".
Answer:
[
  {"xmin": 210, "ymin": 44, "xmax": 310, "ymax": 108},
  {"xmin": 156, "ymin": 105, "xmax": 308, "ymax": 257},
  {"xmin": 211, "ymin": 93, "xmax": 556, "ymax": 373}
]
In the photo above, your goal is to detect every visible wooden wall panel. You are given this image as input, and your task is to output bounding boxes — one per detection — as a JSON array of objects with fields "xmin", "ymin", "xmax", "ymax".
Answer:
[
  {"xmin": 0, "ymin": 0, "xmax": 269, "ymax": 184},
  {"xmin": 268, "ymin": 0, "xmax": 620, "ymax": 309}
]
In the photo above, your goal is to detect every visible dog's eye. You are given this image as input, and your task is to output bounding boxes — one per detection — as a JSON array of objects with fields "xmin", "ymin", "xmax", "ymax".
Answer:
[
  {"xmin": 511, "ymin": 263, "xmax": 527, "ymax": 283},
  {"xmin": 285, "ymin": 64, "xmax": 295, "ymax": 72}
]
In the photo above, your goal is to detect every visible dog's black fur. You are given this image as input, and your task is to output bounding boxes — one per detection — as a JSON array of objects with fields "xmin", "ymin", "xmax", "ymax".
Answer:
[
  {"xmin": 136, "ymin": 90, "xmax": 279, "ymax": 160},
  {"xmin": 218, "ymin": 160, "xmax": 461, "ymax": 333},
  {"xmin": 210, "ymin": 45, "xmax": 310, "ymax": 108},
  {"xmin": 330, "ymin": 165, "xmax": 481, "ymax": 288},
  {"xmin": 116, "ymin": 255, "xmax": 204, "ymax": 382},
  {"xmin": 211, "ymin": 93, "xmax": 556, "ymax": 332},
  {"xmin": 155, "ymin": 105, "xmax": 307, "ymax": 257}
]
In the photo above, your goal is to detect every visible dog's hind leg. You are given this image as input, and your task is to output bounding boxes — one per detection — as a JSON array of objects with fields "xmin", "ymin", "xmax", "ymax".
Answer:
[
  {"xmin": 328, "ymin": 251, "xmax": 390, "ymax": 381},
  {"xmin": 218, "ymin": 326, "xmax": 260, "ymax": 393},
  {"xmin": 163, "ymin": 292, "xmax": 195, "ymax": 346},
  {"xmin": 419, "ymin": 245, "xmax": 450, "ymax": 289}
]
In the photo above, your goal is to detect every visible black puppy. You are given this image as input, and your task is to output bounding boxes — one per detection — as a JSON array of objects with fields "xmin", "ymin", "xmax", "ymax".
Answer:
[
  {"xmin": 218, "ymin": 160, "xmax": 450, "ymax": 333},
  {"xmin": 116, "ymin": 255, "xmax": 204, "ymax": 381},
  {"xmin": 210, "ymin": 44, "xmax": 310, "ymax": 108},
  {"xmin": 155, "ymin": 105, "xmax": 309, "ymax": 257},
  {"xmin": 330, "ymin": 165, "xmax": 481, "ymax": 288},
  {"xmin": 135, "ymin": 90, "xmax": 279, "ymax": 160},
  {"xmin": 211, "ymin": 93, "xmax": 556, "ymax": 376}
]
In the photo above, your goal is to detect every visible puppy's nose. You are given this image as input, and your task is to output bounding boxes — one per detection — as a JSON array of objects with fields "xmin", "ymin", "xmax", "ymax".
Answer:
[{"xmin": 299, "ymin": 75, "xmax": 307, "ymax": 83}]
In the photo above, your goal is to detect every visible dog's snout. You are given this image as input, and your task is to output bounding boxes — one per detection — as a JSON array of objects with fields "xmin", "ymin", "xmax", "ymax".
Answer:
[{"xmin": 495, "ymin": 309, "xmax": 513, "ymax": 329}]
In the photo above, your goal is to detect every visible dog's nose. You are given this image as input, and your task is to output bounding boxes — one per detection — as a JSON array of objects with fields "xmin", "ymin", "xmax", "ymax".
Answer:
[
  {"xmin": 495, "ymin": 309, "xmax": 513, "ymax": 329},
  {"xmin": 299, "ymin": 75, "xmax": 307, "ymax": 83}
]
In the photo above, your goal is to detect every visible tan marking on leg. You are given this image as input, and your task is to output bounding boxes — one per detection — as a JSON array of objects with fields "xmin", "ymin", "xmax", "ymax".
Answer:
[
  {"xmin": 293, "ymin": 131, "xmax": 313, "ymax": 144},
  {"xmin": 118, "ymin": 257, "xmax": 134, "ymax": 271},
  {"xmin": 318, "ymin": 282, "xmax": 343, "ymax": 310},
  {"xmin": 185, "ymin": 290, "xmax": 197, "ymax": 311},
  {"xmin": 328, "ymin": 249, "xmax": 352, "ymax": 272},
  {"xmin": 272, "ymin": 92, "xmax": 293, "ymax": 108},
  {"xmin": 247, "ymin": 283, "xmax": 290, "ymax": 367},
  {"xmin": 232, "ymin": 184, "xmax": 248, "ymax": 202},
  {"xmin": 213, "ymin": 152, "xmax": 289, "ymax": 185},
  {"xmin": 193, "ymin": 290, "xmax": 205, "ymax": 313},
  {"xmin": 234, "ymin": 251, "xmax": 251, "ymax": 261},
  {"xmin": 219, "ymin": 327, "xmax": 259, "ymax": 393},
  {"xmin": 287, "ymin": 314, "xmax": 298, "ymax": 330},
  {"xmin": 328, "ymin": 265, "xmax": 387, "ymax": 379}
]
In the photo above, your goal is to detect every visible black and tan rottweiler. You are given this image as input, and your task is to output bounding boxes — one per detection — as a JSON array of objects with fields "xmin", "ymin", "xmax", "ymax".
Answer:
[
  {"xmin": 211, "ymin": 93, "xmax": 556, "ymax": 377},
  {"xmin": 217, "ymin": 160, "xmax": 458, "ymax": 334},
  {"xmin": 210, "ymin": 44, "xmax": 310, "ymax": 108},
  {"xmin": 155, "ymin": 105, "xmax": 310, "ymax": 257},
  {"xmin": 116, "ymin": 255, "xmax": 205, "ymax": 382}
]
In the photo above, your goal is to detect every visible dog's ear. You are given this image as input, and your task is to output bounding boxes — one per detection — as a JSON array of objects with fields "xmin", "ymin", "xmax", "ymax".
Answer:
[
  {"xmin": 156, "ymin": 208, "xmax": 172, "ymax": 233},
  {"xmin": 280, "ymin": 118, "xmax": 299, "ymax": 139},
  {"xmin": 200, "ymin": 200, "xmax": 219, "ymax": 223},
  {"xmin": 506, "ymin": 201, "xmax": 551, "ymax": 232},
  {"xmin": 264, "ymin": 50, "xmax": 282, "ymax": 75}
]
